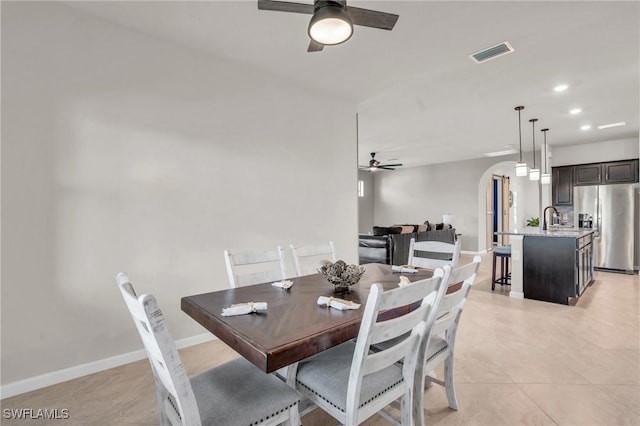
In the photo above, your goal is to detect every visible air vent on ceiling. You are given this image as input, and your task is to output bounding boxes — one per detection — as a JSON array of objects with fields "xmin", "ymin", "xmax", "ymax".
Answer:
[{"xmin": 470, "ymin": 41, "xmax": 514, "ymax": 64}]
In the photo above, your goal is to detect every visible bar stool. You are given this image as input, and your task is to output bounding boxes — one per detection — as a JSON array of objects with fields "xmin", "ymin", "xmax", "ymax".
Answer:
[{"xmin": 492, "ymin": 245, "xmax": 511, "ymax": 291}]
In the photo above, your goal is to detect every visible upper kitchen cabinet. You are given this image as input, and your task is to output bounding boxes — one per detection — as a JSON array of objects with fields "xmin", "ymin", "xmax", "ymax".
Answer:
[
  {"xmin": 574, "ymin": 159, "xmax": 639, "ymax": 185},
  {"xmin": 552, "ymin": 166, "xmax": 574, "ymax": 206},
  {"xmin": 603, "ymin": 159, "xmax": 639, "ymax": 183},
  {"xmin": 574, "ymin": 163, "xmax": 602, "ymax": 185}
]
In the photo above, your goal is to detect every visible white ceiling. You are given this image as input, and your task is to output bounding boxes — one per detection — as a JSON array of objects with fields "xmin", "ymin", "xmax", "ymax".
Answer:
[{"xmin": 64, "ymin": 0, "xmax": 639, "ymax": 168}]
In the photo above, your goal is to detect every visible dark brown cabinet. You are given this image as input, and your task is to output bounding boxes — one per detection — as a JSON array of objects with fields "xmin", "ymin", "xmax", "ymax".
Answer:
[
  {"xmin": 603, "ymin": 159, "xmax": 638, "ymax": 183},
  {"xmin": 574, "ymin": 163, "xmax": 602, "ymax": 185},
  {"xmin": 574, "ymin": 160, "xmax": 638, "ymax": 185},
  {"xmin": 552, "ymin": 166, "xmax": 573, "ymax": 206}
]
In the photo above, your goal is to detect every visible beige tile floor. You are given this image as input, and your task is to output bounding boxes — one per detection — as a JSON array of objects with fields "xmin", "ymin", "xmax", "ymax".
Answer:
[{"xmin": 2, "ymin": 253, "xmax": 639, "ymax": 425}]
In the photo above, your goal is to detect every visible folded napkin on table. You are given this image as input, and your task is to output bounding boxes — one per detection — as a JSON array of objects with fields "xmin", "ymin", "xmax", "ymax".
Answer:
[
  {"xmin": 221, "ymin": 302, "xmax": 268, "ymax": 317},
  {"xmin": 398, "ymin": 276, "xmax": 413, "ymax": 288},
  {"xmin": 272, "ymin": 280, "xmax": 293, "ymax": 289},
  {"xmin": 392, "ymin": 265, "xmax": 417, "ymax": 274},
  {"xmin": 317, "ymin": 296, "xmax": 361, "ymax": 310}
]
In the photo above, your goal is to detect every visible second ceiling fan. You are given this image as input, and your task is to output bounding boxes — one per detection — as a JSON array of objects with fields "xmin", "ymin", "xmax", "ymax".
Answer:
[
  {"xmin": 360, "ymin": 152, "xmax": 403, "ymax": 171},
  {"xmin": 257, "ymin": 0, "xmax": 399, "ymax": 52}
]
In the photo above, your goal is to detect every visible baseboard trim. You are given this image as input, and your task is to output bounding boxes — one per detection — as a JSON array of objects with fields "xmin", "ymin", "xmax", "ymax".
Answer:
[
  {"xmin": 0, "ymin": 333, "xmax": 215, "ymax": 399},
  {"xmin": 509, "ymin": 291, "xmax": 525, "ymax": 299},
  {"xmin": 461, "ymin": 249, "xmax": 486, "ymax": 255},
  {"xmin": 175, "ymin": 332, "xmax": 216, "ymax": 350}
]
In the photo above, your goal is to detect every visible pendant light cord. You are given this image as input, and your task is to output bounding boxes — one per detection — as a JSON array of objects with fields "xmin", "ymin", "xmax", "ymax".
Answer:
[
  {"xmin": 516, "ymin": 106, "xmax": 524, "ymax": 162},
  {"xmin": 542, "ymin": 128, "xmax": 549, "ymax": 173},
  {"xmin": 519, "ymin": 110, "xmax": 522, "ymax": 162},
  {"xmin": 529, "ymin": 118, "xmax": 538, "ymax": 168}
]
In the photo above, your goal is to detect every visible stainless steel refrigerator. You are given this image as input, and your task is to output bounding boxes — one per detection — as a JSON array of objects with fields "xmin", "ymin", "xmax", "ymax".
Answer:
[{"xmin": 574, "ymin": 183, "xmax": 638, "ymax": 273}]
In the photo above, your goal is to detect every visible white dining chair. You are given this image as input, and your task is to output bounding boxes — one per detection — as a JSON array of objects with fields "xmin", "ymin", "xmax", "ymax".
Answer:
[
  {"xmin": 223, "ymin": 246, "xmax": 287, "ymax": 288},
  {"xmin": 290, "ymin": 270, "xmax": 446, "ymax": 426},
  {"xmin": 116, "ymin": 272, "xmax": 300, "ymax": 426},
  {"xmin": 289, "ymin": 241, "xmax": 336, "ymax": 276},
  {"xmin": 422, "ymin": 255, "xmax": 481, "ymax": 410},
  {"xmin": 369, "ymin": 256, "xmax": 480, "ymax": 421},
  {"xmin": 408, "ymin": 238, "xmax": 461, "ymax": 269}
]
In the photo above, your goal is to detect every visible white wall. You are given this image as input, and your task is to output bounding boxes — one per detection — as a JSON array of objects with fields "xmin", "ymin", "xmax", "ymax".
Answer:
[
  {"xmin": 357, "ymin": 170, "xmax": 375, "ymax": 234},
  {"xmin": 551, "ymin": 137, "xmax": 639, "ymax": 166},
  {"xmin": 1, "ymin": 2, "xmax": 358, "ymax": 390}
]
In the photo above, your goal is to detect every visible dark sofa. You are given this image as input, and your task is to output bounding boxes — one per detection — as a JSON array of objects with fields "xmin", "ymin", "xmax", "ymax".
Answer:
[{"xmin": 359, "ymin": 228, "xmax": 457, "ymax": 266}]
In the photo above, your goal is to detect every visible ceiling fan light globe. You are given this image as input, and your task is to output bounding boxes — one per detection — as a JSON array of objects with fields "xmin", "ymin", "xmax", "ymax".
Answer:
[{"xmin": 308, "ymin": 6, "xmax": 353, "ymax": 45}]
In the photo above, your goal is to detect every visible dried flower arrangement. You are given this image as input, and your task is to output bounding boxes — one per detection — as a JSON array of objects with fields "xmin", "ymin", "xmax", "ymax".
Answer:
[{"xmin": 318, "ymin": 260, "xmax": 365, "ymax": 292}]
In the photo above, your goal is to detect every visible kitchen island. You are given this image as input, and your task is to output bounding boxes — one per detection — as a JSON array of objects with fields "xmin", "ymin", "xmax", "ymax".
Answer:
[{"xmin": 496, "ymin": 228, "xmax": 596, "ymax": 305}]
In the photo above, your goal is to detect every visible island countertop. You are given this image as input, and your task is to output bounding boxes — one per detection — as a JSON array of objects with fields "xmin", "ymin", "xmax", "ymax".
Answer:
[{"xmin": 497, "ymin": 228, "xmax": 596, "ymax": 238}]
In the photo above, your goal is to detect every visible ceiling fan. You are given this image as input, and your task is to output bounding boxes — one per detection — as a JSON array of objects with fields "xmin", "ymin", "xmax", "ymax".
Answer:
[
  {"xmin": 360, "ymin": 152, "xmax": 403, "ymax": 171},
  {"xmin": 257, "ymin": 0, "xmax": 399, "ymax": 52}
]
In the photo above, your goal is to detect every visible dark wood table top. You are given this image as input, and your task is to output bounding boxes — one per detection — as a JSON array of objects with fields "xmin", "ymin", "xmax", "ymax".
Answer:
[{"xmin": 181, "ymin": 263, "xmax": 433, "ymax": 373}]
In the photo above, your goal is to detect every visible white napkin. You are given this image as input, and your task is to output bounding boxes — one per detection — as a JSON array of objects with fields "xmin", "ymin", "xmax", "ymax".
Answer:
[
  {"xmin": 272, "ymin": 280, "xmax": 293, "ymax": 289},
  {"xmin": 398, "ymin": 276, "xmax": 413, "ymax": 288},
  {"xmin": 317, "ymin": 296, "xmax": 361, "ymax": 310},
  {"xmin": 221, "ymin": 302, "xmax": 268, "ymax": 317},
  {"xmin": 392, "ymin": 265, "xmax": 417, "ymax": 274}
]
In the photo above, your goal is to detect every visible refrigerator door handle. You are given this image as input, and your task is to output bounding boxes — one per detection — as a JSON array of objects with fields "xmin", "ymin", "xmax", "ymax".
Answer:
[{"xmin": 596, "ymin": 188, "xmax": 601, "ymax": 237}]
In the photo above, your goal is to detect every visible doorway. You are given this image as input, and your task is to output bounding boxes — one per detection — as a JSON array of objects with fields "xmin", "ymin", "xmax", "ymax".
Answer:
[{"xmin": 486, "ymin": 174, "xmax": 510, "ymax": 250}]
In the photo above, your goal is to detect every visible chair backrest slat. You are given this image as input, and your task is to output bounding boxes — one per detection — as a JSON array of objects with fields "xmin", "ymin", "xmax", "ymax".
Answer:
[
  {"xmin": 234, "ymin": 270, "xmax": 287, "ymax": 287},
  {"xmin": 224, "ymin": 247, "xmax": 287, "ymax": 288},
  {"xmin": 369, "ymin": 307, "xmax": 427, "ymax": 345},
  {"xmin": 408, "ymin": 238, "xmax": 461, "ymax": 269},
  {"xmin": 290, "ymin": 241, "xmax": 336, "ymax": 276}
]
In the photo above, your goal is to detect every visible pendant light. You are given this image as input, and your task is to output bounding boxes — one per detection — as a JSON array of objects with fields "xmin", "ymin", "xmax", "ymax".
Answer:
[
  {"xmin": 514, "ymin": 106, "xmax": 528, "ymax": 176},
  {"xmin": 529, "ymin": 118, "xmax": 540, "ymax": 181},
  {"xmin": 540, "ymin": 128, "xmax": 551, "ymax": 184}
]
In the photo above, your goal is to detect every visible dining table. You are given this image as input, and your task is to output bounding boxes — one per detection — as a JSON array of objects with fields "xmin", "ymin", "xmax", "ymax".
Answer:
[{"xmin": 181, "ymin": 263, "xmax": 434, "ymax": 374}]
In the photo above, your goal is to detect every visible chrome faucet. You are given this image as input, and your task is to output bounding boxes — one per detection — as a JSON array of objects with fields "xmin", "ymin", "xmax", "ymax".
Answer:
[{"xmin": 543, "ymin": 205, "xmax": 559, "ymax": 231}]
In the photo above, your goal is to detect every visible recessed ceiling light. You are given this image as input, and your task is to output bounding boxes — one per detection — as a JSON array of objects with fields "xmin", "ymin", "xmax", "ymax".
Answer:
[
  {"xmin": 484, "ymin": 149, "xmax": 519, "ymax": 157},
  {"xmin": 569, "ymin": 108, "xmax": 582, "ymax": 115},
  {"xmin": 597, "ymin": 121, "xmax": 626, "ymax": 130},
  {"xmin": 554, "ymin": 84, "xmax": 569, "ymax": 92},
  {"xmin": 580, "ymin": 125, "xmax": 592, "ymax": 131}
]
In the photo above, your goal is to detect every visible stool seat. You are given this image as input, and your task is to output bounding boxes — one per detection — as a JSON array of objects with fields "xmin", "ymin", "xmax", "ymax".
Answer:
[
  {"xmin": 492, "ymin": 245, "xmax": 511, "ymax": 291},
  {"xmin": 494, "ymin": 245, "xmax": 511, "ymax": 255}
]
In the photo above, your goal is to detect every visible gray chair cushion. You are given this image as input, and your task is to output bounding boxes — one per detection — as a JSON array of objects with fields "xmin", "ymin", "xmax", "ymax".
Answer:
[
  {"xmin": 295, "ymin": 341, "xmax": 403, "ymax": 413},
  {"xmin": 191, "ymin": 357, "xmax": 300, "ymax": 426},
  {"xmin": 426, "ymin": 335, "xmax": 448, "ymax": 362}
]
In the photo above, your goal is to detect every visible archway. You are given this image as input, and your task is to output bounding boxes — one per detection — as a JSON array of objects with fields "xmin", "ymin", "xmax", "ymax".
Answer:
[{"xmin": 477, "ymin": 161, "xmax": 540, "ymax": 252}]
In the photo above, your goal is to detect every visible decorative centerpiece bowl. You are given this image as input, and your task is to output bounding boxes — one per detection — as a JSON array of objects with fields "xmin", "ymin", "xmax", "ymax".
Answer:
[{"xmin": 318, "ymin": 260, "xmax": 366, "ymax": 293}]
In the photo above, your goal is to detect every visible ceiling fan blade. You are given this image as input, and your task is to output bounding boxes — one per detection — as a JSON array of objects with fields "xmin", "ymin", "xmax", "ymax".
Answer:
[
  {"xmin": 379, "ymin": 166, "xmax": 396, "ymax": 170},
  {"xmin": 380, "ymin": 163, "xmax": 403, "ymax": 167},
  {"xmin": 258, "ymin": 0, "xmax": 314, "ymax": 14},
  {"xmin": 347, "ymin": 6, "xmax": 399, "ymax": 30},
  {"xmin": 307, "ymin": 39, "xmax": 325, "ymax": 52}
]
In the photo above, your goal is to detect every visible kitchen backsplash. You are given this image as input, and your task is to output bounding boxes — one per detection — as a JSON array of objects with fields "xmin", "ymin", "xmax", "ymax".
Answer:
[{"xmin": 555, "ymin": 205, "xmax": 574, "ymax": 226}]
